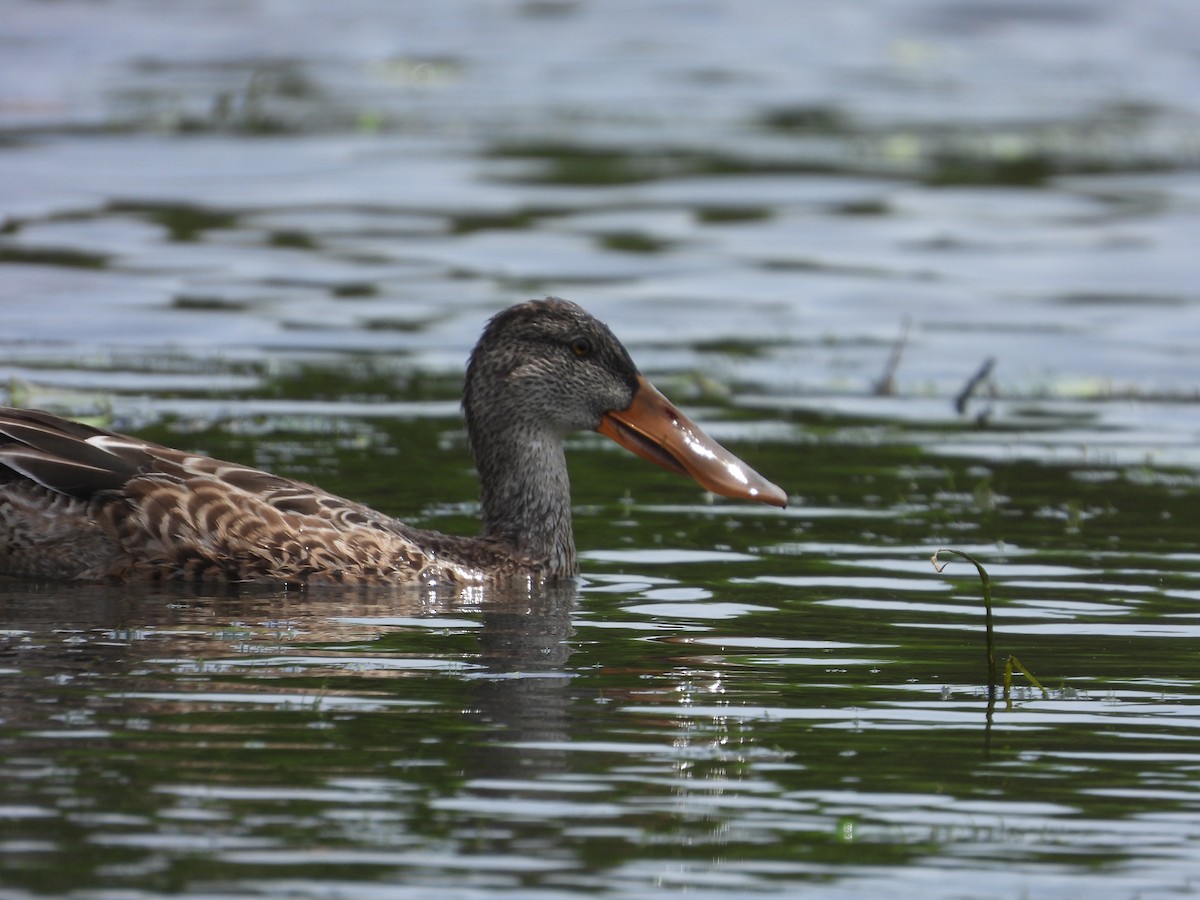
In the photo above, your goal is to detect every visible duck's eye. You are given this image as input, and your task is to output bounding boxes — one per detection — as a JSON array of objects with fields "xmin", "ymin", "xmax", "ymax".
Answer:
[{"xmin": 570, "ymin": 337, "xmax": 594, "ymax": 358}]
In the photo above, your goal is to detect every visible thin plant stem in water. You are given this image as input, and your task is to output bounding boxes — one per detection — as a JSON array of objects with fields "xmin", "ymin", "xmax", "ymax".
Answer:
[
  {"xmin": 931, "ymin": 548, "xmax": 1049, "ymax": 710},
  {"xmin": 872, "ymin": 314, "xmax": 911, "ymax": 397},
  {"xmin": 931, "ymin": 548, "xmax": 997, "ymax": 699},
  {"xmin": 1005, "ymin": 654, "xmax": 1048, "ymax": 709}
]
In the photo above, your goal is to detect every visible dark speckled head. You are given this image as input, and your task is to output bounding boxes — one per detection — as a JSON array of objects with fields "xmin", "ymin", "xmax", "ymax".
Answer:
[{"xmin": 464, "ymin": 297, "xmax": 640, "ymax": 446}]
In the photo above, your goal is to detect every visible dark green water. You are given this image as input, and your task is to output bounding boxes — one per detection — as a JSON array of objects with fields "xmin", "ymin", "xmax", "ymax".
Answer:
[{"xmin": 3, "ymin": 394, "xmax": 1200, "ymax": 897}]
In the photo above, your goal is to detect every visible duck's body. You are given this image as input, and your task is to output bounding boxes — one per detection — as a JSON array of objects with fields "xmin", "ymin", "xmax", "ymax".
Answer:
[
  {"xmin": 0, "ymin": 299, "xmax": 785, "ymax": 586},
  {"xmin": 0, "ymin": 408, "xmax": 524, "ymax": 584}
]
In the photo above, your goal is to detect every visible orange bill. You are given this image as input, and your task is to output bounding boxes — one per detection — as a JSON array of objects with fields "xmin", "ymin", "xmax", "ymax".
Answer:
[{"xmin": 597, "ymin": 375, "xmax": 787, "ymax": 508}]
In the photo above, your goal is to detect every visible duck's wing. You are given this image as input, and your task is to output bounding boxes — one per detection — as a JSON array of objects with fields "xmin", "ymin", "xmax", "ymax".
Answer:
[
  {"xmin": 0, "ymin": 408, "xmax": 490, "ymax": 584},
  {"xmin": 0, "ymin": 408, "xmax": 145, "ymax": 495}
]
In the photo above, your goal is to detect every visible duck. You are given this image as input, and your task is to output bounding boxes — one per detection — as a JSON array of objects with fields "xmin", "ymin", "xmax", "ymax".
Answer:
[{"xmin": 0, "ymin": 298, "xmax": 785, "ymax": 585}]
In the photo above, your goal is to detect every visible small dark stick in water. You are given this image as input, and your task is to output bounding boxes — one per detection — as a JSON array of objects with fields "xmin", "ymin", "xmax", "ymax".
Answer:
[{"xmin": 954, "ymin": 356, "xmax": 997, "ymax": 423}]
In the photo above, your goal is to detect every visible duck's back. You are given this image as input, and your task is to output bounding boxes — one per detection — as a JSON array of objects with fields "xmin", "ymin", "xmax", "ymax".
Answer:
[{"xmin": 0, "ymin": 408, "xmax": 499, "ymax": 585}]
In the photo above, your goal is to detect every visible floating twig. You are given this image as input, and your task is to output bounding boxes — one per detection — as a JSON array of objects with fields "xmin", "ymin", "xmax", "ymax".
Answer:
[{"xmin": 954, "ymin": 356, "xmax": 996, "ymax": 417}]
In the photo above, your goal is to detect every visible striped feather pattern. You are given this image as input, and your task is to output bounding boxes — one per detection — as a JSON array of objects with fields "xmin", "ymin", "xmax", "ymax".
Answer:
[{"xmin": 0, "ymin": 408, "xmax": 515, "ymax": 585}]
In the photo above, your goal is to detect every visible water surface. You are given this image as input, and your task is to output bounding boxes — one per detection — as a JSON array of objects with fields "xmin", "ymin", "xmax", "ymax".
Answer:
[{"xmin": 2, "ymin": 1, "xmax": 1200, "ymax": 897}]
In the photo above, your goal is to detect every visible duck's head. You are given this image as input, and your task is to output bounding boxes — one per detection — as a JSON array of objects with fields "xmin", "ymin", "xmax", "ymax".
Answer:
[{"xmin": 464, "ymin": 298, "xmax": 786, "ymax": 508}]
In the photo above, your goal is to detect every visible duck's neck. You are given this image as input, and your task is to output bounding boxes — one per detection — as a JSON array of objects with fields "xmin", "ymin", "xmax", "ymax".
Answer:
[{"xmin": 473, "ymin": 427, "xmax": 577, "ymax": 578}]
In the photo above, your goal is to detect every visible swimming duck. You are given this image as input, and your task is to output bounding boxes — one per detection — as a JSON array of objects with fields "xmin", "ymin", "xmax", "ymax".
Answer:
[{"xmin": 0, "ymin": 298, "xmax": 785, "ymax": 585}]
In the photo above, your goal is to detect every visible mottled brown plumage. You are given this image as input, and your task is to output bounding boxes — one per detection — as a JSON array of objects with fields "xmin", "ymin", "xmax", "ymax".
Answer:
[{"xmin": 0, "ymin": 298, "xmax": 785, "ymax": 586}]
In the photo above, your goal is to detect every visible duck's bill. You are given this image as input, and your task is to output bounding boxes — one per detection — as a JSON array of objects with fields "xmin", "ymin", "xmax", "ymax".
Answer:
[{"xmin": 597, "ymin": 375, "xmax": 787, "ymax": 508}]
